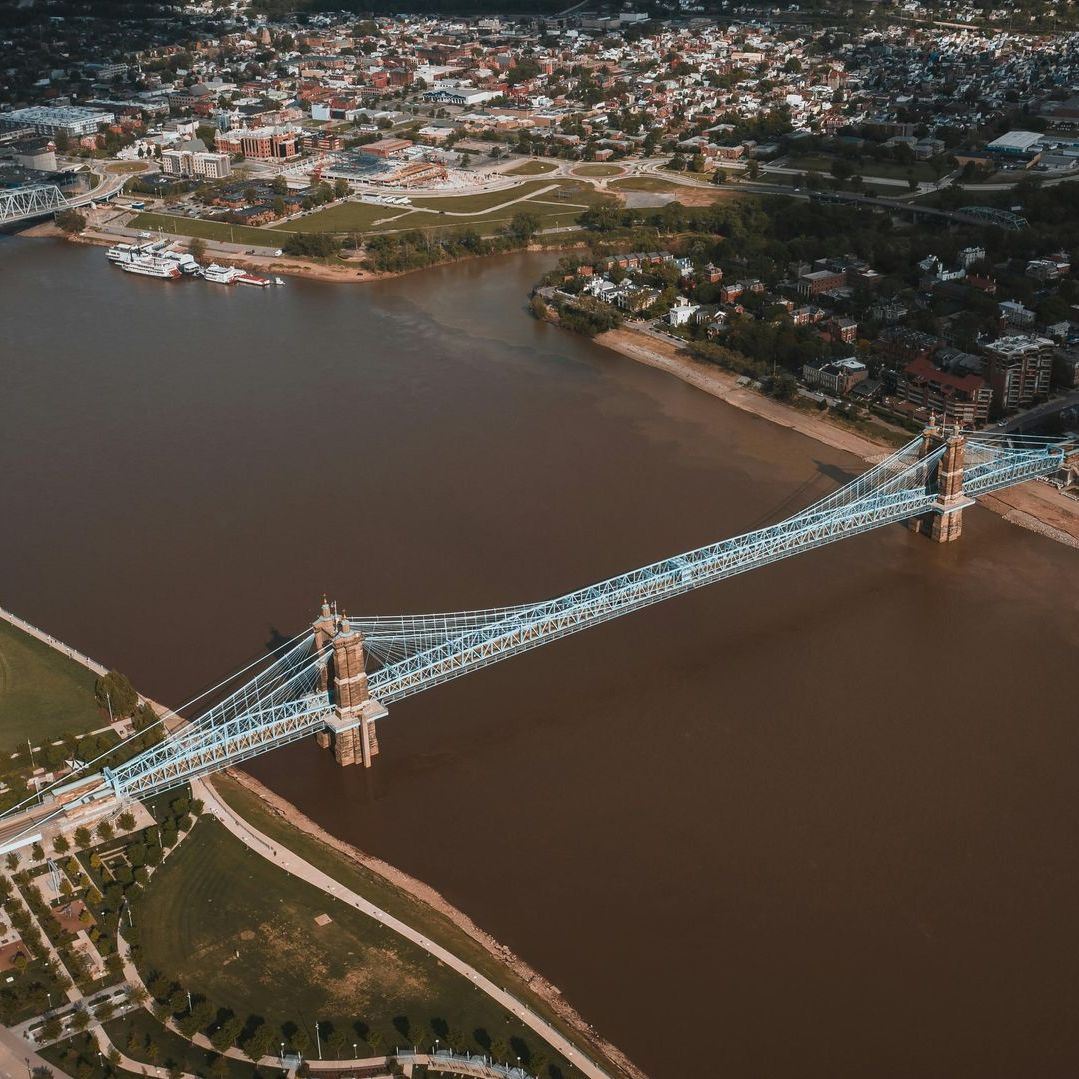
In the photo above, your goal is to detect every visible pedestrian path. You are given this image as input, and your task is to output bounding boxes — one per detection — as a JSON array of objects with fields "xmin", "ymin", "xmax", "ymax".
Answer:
[{"xmin": 194, "ymin": 779, "xmax": 611, "ymax": 1079}]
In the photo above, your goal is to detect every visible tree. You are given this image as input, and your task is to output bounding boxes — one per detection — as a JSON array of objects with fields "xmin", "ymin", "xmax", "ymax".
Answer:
[
  {"xmin": 52, "ymin": 835, "xmax": 70, "ymax": 854},
  {"xmin": 212, "ymin": 1016, "xmax": 244, "ymax": 1052},
  {"xmin": 74, "ymin": 827, "xmax": 91, "ymax": 848},
  {"xmin": 333, "ymin": 178, "xmax": 349, "ymax": 199},
  {"xmin": 96, "ymin": 820, "xmax": 114, "ymax": 842},
  {"xmin": 31, "ymin": 843, "xmax": 44, "ymax": 862},
  {"xmin": 5, "ymin": 852, "xmax": 18, "ymax": 872},
  {"xmin": 507, "ymin": 210, "xmax": 540, "ymax": 243},
  {"xmin": 117, "ymin": 811, "xmax": 136, "ymax": 832},
  {"xmin": 244, "ymin": 1023, "xmax": 275, "ymax": 1063},
  {"xmin": 55, "ymin": 209, "xmax": 86, "ymax": 234},
  {"xmin": 94, "ymin": 671, "xmax": 137, "ymax": 718},
  {"xmin": 188, "ymin": 238, "xmax": 207, "ymax": 263}
]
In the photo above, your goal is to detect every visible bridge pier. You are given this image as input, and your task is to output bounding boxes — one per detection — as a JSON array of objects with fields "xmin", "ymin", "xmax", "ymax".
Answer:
[
  {"xmin": 311, "ymin": 603, "xmax": 387, "ymax": 767},
  {"xmin": 908, "ymin": 416, "xmax": 971, "ymax": 542}
]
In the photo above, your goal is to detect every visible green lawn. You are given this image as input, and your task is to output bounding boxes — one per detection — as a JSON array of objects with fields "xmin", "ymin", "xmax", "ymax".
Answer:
[
  {"xmin": 40, "ymin": 1032, "xmax": 113, "ymax": 1079},
  {"xmin": 209, "ymin": 776, "xmax": 605, "ymax": 1071},
  {"xmin": 0, "ymin": 618, "xmax": 100, "ymax": 752},
  {"xmin": 505, "ymin": 160, "xmax": 557, "ymax": 176},
  {"xmin": 132, "ymin": 812, "xmax": 578, "ymax": 1073},
  {"xmin": 571, "ymin": 164, "xmax": 623, "ymax": 177},
  {"xmin": 283, "ymin": 182, "xmax": 602, "ymax": 237},
  {"xmin": 128, "ymin": 213, "xmax": 289, "ymax": 248},
  {"xmin": 273, "ymin": 202, "xmax": 414, "ymax": 234},
  {"xmin": 406, "ymin": 179, "xmax": 562, "ymax": 213}
]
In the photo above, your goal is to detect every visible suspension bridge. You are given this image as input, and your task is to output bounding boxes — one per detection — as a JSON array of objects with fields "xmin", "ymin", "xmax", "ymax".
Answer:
[{"xmin": 0, "ymin": 422, "xmax": 1068, "ymax": 842}]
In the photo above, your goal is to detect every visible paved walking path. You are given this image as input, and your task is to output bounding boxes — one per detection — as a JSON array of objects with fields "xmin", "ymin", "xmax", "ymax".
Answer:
[{"xmin": 194, "ymin": 779, "xmax": 610, "ymax": 1079}]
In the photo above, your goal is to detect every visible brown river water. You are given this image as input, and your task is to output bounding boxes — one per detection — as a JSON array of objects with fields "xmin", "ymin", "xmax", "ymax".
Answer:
[{"xmin": 3, "ymin": 238, "xmax": 1079, "ymax": 1079}]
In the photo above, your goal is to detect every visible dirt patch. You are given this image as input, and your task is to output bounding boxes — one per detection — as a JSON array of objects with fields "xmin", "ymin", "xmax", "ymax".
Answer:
[
  {"xmin": 54, "ymin": 899, "xmax": 90, "ymax": 935},
  {"xmin": 0, "ymin": 940, "xmax": 30, "ymax": 972}
]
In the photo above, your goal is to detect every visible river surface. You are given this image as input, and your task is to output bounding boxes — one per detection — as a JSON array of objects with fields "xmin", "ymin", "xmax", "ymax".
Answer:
[{"xmin": 3, "ymin": 237, "xmax": 1079, "ymax": 1079}]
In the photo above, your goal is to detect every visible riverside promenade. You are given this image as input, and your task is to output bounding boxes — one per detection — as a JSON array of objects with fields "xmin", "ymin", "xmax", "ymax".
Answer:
[{"xmin": 195, "ymin": 777, "xmax": 612, "ymax": 1079}]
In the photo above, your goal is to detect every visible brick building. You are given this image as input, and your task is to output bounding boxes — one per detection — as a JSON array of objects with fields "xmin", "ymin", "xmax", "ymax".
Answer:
[
  {"xmin": 214, "ymin": 126, "xmax": 300, "ymax": 160},
  {"xmin": 896, "ymin": 356, "xmax": 993, "ymax": 426}
]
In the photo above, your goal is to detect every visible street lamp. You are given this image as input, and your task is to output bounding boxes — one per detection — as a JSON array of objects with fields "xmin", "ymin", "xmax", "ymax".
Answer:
[
  {"xmin": 352, "ymin": 1043, "xmax": 357, "ymax": 1060},
  {"xmin": 279, "ymin": 1042, "xmax": 284, "ymax": 1063},
  {"xmin": 315, "ymin": 1022, "xmax": 322, "ymax": 1061}
]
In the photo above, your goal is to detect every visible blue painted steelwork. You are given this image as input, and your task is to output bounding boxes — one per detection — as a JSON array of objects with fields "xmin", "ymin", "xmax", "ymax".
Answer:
[{"xmin": 33, "ymin": 433, "xmax": 1070, "ymax": 804}]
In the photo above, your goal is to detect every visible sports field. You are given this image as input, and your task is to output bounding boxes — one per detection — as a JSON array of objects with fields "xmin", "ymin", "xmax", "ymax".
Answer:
[{"xmin": 0, "ymin": 618, "xmax": 100, "ymax": 750}]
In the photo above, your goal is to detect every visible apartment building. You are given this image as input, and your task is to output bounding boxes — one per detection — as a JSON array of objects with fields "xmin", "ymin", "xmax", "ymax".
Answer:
[
  {"xmin": 896, "ymin": 356, "xmax": 993, "ymax": 426},
  {"xmin": 161, "ymin": 148, "xmax": 232, "ymax": 179},
  {"xmin": 982, "ymin": 335, "xmax": 1054, "ymax": 415}
]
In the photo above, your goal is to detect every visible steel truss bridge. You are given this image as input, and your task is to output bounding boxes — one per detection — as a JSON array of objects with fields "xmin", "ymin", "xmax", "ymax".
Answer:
[
  {"xmin": 5, "ymin": 430, "xmax": 1067, "ymax": 828},
  {"xmin": 0, "ymin": 180, "xmax": 120, "ymax": 226},
  {"xmin": 0, "ymin": 184, "xmax": 67, "ymax": 224}
]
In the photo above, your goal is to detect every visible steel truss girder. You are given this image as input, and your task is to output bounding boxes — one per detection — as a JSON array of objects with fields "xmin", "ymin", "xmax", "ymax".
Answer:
[
  {"xmin": 0, "ymin": 184, "xmax": 66, "ymax": 223},
  {"xmin": 98, "ymin": 434, "xmax": 1065, "ymax": 801}
]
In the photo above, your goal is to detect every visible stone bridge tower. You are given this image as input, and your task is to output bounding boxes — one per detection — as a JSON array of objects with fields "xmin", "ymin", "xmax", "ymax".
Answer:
[
  {"xmin": 312, "ymin": 600, "xmax": 388, "ymax": 768},
  {"xmin": 907, "ymin": 416, "xmax": 972, "ymax": 543}
]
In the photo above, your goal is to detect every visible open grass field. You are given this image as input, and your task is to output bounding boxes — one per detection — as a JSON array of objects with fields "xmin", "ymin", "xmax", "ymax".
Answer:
[
  {"xmin": 210, "ymin": 776, "xmax": 599, "ymax": 1069},
  {"xmin": 0, "ymin": 618, "xmax": 100, "ymax": 751},
  {"xmin": 133, "ymin": 811, "xmax": 573, "ymax": 1070},
  {"xmin": 128, "ymin": 212, "xmax": 290, "ymax": 248},
  {"xmin": 608, "ymin": 176, "xmax": 685, "ymax": 193},
  {"xmin": 406, "ymin": 179, "xmax": 564, "ymax": 213},
  {"xmin": 505, "ymin": 160, "xmax": 557, "ymax": 176},
  {"xmin": 571, "ymin": 164, "xmax": 623, "ymax": 177},
  {"xmin": 271, "ymin": 201, "xmax": 413, "ymax": 233},
  {"xmin": 282, "ymin": 181, "xmax": 605, "ymax": 237}
]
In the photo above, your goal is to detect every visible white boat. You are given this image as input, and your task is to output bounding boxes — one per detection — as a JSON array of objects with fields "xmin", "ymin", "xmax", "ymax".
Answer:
[
  {"xmin": 274, "ymin": 277, "xmax": 285, "ymax": 285},
  {"xmin": 235, "ymin": 272, "xmax": 271, "ymax": 287},
  {"xmin": 161, "ymin": 250, "xmax": 201, "ymax": 274},
  {"xmin": 106, "ymin": 242, "xmax": 153, "ymax": 264},
  {"xmin": 201, "ymin": 263, "xmax": 245, "ymax": 284},
  {"xmin": 121, "ymin": 255, "xmax": 181, "ymax": 280}
]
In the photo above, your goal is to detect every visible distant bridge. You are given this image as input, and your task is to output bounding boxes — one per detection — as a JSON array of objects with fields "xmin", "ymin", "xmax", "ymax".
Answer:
[
  {"xmin": 0, "ymin": 178, "xmax": 123, "ymax": 226},
  {"xmin": 0, "ymin": 424, "xmax": 1067, "ymax": 840},
  {"xmin": 809, "ymin": 190, "xmax": 1028, "ymax": 229}
]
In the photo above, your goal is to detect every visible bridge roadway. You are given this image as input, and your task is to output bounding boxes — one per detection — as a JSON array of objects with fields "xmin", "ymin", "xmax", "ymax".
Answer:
[
  {"xmin": 93, "ymin": 430, "xmax": 1067, "ymax": 802},
  {"xmin": 0, "ymin": 427, "xmax": 1065, "ymax": 840},
  {"xmin": 0, "ymin": 170, "xmax": 127, "ymax": 227}
]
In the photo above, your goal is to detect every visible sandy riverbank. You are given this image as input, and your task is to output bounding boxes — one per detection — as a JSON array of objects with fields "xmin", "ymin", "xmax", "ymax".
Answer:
[
  {"xmin": 215, "ymin": 769, "xmax": 648, "ymax": 1079},
  {"xmin": 593, "ymin": 326, "xmax": 1079, "ymax": 545},
  {"xmin": 30, "ymin": 224, "xmax": 583, "ymax": 285}
]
